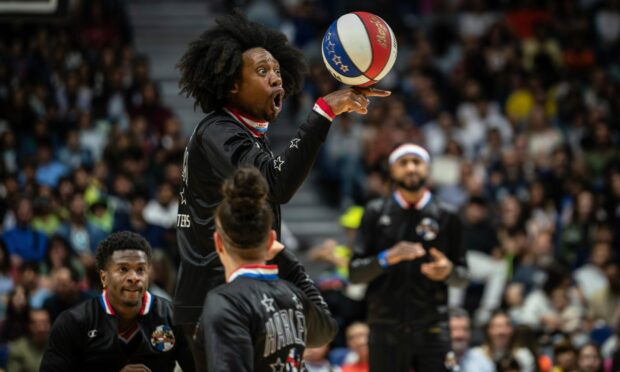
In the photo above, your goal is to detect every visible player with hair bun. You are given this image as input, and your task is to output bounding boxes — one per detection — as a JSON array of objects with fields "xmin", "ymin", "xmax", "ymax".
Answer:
[{"xmin": 203, "ymin": 166, "xmax": 337, "ymax": 372}]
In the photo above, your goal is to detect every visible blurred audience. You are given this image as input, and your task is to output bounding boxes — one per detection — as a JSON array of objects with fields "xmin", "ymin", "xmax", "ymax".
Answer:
[
  {"xmin": 341, "ymin": 322, "xmax": 369, "ymax": 372},
  {"xmin": 6, "ymin": 309, "xmax": 50, "ymax": 372},
  {"xmin": 474, "ymin": 311, "xmax": 536, "ymax": 372},
  {"xmin": 449, "ymin": 307, "xmax": 495, "ymax": 372},
  {"xmin": 1, "ymin": 0, "xmax": 620, "ymax": 370}
]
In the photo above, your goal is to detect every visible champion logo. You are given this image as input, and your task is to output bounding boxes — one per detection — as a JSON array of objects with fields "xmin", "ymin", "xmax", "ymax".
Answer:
[
  {"xmin": 88, "ymin": 329, "xmax": 98, "ymax": 338},
  {"xmin": 379, "ymin": 215, "xmax": 391, "ymax": 225}
]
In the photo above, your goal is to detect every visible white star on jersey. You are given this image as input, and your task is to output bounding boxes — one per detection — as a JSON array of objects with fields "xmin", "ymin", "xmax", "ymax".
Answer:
[
  {"xmin": 289, "ymin": 138, "xmax": 300, "ymax": 149},
  {"xmin": 270, "ymin": 358, "xmax": 285, "ymax": 372},
  {"xmin": 273, "ymin": 156, "xmax": 285, "ymax": 171},
  {"xmin": 261, "ymin": 293, "xmax": 276, "ymax": 313}
]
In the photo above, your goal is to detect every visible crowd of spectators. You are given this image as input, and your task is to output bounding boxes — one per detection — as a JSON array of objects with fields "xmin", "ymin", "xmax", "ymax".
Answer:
[
  {"xmin": 282, "ymin": 0, "xmax": 620, "ymax": 371},
  {"xmin": 0, "ymin": 0, "xmax": 619, "ymax": 371},
  {"xmin": 0, "ymin": 0, "xmax": 182, "ymax": 370}
]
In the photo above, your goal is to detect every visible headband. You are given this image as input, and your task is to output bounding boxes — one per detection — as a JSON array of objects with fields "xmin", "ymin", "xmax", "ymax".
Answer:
[{"xmin": 388, "ymin": 144, "xmax": 430, "ymax": 165}]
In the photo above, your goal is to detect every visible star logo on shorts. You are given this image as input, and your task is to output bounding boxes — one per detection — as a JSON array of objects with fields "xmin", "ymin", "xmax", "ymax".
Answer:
[
  {"xmin": 292, "ymin": 295, "xmax": 303, "ymax": 310},
  {"xmin": 340, "ymin": 64, "xmax": 349, "ymax": 72},
  {"xmin": 332, "ymin": 55, "xmax": 342, "ymax": 65},
  {"xmin": 273, "ymin": 156, "xmax": 285, "ymax": 171},
  {"xmin": 261, "ymin": 293, "xmax": 276, "ymax": 313},
  {"xmin": 289, "ymin": 138, "xmax": 300, "ymax": 149},
  {"xmin": 270, "ymin": 358, "xmax": 285, "ymax": 372}
]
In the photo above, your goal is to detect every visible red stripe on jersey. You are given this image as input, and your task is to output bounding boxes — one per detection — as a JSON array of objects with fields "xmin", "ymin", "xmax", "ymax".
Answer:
[{"xmin": 354, "ymin": 12, "xmax": 392, "ymax": 79}]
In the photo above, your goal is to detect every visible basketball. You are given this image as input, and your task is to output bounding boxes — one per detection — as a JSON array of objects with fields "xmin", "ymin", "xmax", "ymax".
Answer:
[{"xmin": 321, "ymin": 12, "xmax": 398, "ymax": 87}]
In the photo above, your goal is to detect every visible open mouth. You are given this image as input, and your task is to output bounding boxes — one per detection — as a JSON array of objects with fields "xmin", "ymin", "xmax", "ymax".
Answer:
[{"xmin": 272, "ymin": 90, "xmax": 284, "ymax": 112}]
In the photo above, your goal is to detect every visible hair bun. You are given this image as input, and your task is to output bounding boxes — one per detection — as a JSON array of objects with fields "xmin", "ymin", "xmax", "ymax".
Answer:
[
  {"xmin": 217, "ymin": 166, "xmax": 274, "ymax": 249},
  {"xmin": 221, "ymin": 166, "xmax": 268, "ymax": 217}
]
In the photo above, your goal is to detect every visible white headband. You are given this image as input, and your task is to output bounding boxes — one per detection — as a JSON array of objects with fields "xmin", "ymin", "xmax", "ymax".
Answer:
[{"xmin": 388, "ymin": 144, "xmax": 431, "ymax": 165}]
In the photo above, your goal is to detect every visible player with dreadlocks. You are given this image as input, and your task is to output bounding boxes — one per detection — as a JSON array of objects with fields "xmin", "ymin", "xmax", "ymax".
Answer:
[{"xmin": 173, "ymin": 10, "xmax": 389, "ymax": 369}]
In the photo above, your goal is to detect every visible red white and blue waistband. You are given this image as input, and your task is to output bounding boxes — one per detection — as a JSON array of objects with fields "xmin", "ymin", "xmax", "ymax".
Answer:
[
  {"xmin": 99, "ymin": 289, "xmax": 153, "ymax": 316},
  {"xmin": 392, "ymin": 189, "xmax": 432, "ymax": 210},
  {"xmin": 228, "ymin": 264, "xmax": 279, "ymax": 283}
]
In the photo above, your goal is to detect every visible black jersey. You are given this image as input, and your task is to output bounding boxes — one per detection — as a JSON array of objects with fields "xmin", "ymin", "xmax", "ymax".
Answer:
[
  {"xmin": 202, "ymin": 265, "xmax": 337, "ymax": 372},
  {"xmin": 174, "ymin": 103, "xmax": 333, "ymax": 324},
  {"xmin": 349, "ymin": 190, "xmax": 468, "ymax": 328},
  {"xmin": 40, "ymin": 290, "xmax": 194, "ymax": 372}
]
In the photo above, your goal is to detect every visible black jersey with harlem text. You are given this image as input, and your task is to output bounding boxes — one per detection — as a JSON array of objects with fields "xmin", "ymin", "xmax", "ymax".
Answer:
[{"xmin": 202, "ymin": 265, "xmax": 337, "ymax": 372}]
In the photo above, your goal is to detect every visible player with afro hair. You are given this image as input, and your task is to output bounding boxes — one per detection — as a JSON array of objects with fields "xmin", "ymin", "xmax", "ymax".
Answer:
[
  {"xmin": 173, "ymin": 10, "xmax": 390, "ymax": 370},
  {"xmin": 177, "ymin": 10, "xmax": 307, "ymax": 114}
]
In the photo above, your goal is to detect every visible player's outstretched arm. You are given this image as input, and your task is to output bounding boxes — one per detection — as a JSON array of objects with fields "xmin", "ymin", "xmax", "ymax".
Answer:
[{"xmin": 204, "ymin": 89, "xmax": 390, "ymax": 205}]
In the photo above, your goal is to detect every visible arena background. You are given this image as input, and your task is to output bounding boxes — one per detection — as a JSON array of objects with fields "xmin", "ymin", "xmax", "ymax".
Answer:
[{"xmin": 0, "ymin": 0, "xmax": 619, "ymax": 371}]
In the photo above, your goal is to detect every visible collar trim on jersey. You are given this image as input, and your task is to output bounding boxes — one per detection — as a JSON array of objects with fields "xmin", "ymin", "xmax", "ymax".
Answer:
[
  {"xmin": 223, "ymin": 106, "xmax": 269, "ymax": 137},
  {"xmin": 99, "ymin": 289, "xmax": 153, "ymax": 316},
  {"xmin": 392, "ymin": 189, "xmax": 432, "ymax": 210},
  {"xmin": 228, "ymin": 264, "xmax": 279, "ymax": 283},
  {"xmin": 118, "ymin": 323, "xmax": 140, "ymax": 344}
]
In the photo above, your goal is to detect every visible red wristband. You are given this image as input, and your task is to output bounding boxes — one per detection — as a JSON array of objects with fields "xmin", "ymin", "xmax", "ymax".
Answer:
[{"xmin": 314, "ymin": 97, "xmax": 336, "ymax": 121}]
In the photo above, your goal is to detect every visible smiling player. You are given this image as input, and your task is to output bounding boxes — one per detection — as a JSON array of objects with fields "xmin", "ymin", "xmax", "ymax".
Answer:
[{"xmin": 41, "ymin": 231, "xmax": 194, "ymax": 372}]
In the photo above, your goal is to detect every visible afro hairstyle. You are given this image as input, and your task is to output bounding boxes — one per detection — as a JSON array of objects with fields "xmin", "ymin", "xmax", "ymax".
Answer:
[
  {"xmin": 177, "ymin": 10, "xmax": 307, "ymax": 113},
  {"xmin": 95, "ymin": 231, "xmax": 152, "ymax": 271}
]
